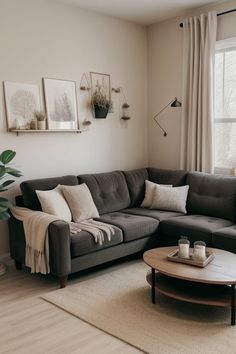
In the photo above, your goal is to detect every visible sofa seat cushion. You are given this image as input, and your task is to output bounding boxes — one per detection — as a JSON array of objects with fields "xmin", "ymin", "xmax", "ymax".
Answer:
[
  {"xmin": 95, "ymin": 212, "xmax": 159, "ymax": 242},
  {"xmin": 212, "ymin": 226, "xmax": 236, "ymax": 253},
  {"xmin": 71, "ymin": 226, "xmax": 123, "ymax": 257},
  {"xmin": 122, "ymin": 208, "xmax": 184, "ymax": 221},
  {"xmin": 159, "ymin": 215, "xmax": 234, "ymax": 245}
]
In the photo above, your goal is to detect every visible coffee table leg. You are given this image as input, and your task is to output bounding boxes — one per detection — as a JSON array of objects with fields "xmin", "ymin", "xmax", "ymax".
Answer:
[
  {"xmin": 152, "ymin": 268, "xmax": 156, "ymax": 304},
  {"xmin": 231, "ymin": 284, "xmax": 235, "ymax": 326}
]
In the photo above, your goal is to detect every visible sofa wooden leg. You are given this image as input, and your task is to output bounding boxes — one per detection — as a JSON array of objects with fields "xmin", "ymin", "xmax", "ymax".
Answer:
[
  {"xmin": 15, "ymin": 260, "xmax": 22, "ymax": 270},
  {"xmin": 59, "ymin": 275, "xmax": 68, "ymax": 288}
]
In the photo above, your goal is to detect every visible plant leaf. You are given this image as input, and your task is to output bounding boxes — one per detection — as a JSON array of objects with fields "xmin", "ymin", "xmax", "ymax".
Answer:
[
  {"xmin": 0, "ymin": 150, "xmax": 16, "ymax": 165},
  {"xmin": 0, "ymin": 211, "xmax": 10, "ymax": 220},
  {"xmin": 0, "ymin": 197, "xmax": 12, "ymax": 209},
  {"xmin": 0, "ymin": 196, "xmax": 12, "ymax": 220},
  {"xmin": 0, "ymin": 205, "xmax": 8, "ymax": 212},
  {"xmin": 5, "ymin": 167, "xmax": 22, "ymax": 177},
  {"xmin": 0, "ymin": 165, "xmax": 6, "ymax": 178},
  {"xmin": 0, "ymin": 180, "xmax": 15, "ymax": 190}
]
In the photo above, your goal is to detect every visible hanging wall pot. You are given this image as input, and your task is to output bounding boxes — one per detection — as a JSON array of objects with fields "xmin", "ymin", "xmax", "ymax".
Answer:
[
  {"xmin": 121, "ymin": 102, "xmax": 131, "ymax": 120},
  {"xmin": 111, "ymin": 87, "xmax": 131, "ymax": 121},
  {"xmin": 80, "ymin": 73, "xmax": 92, "ymax": 126},
  {"xmin": 90, "ymin": 72, "xmax": 111, "ymax": 119},
  {"xmin": 94, "ymin": 104, "xmax": 109, "ymax": 119},
  {"xmin": 120, "ymin": 88, "xmax": 131, "ymax": 120}
]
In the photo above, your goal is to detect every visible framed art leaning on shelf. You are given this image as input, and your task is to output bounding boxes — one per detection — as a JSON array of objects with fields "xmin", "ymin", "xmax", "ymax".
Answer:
[
  {"xmin": 3, "ymin": 81, "xmax": 41, "ymax": 130},
  {"xmin": 43, "ymin": 78, "xmax": 79, "ymax": 130}
]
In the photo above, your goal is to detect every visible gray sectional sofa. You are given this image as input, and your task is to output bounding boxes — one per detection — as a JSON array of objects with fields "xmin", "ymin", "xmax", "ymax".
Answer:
[{"xmin": 8, "ymin": 167, "xmax": 236, "ymax": 287}]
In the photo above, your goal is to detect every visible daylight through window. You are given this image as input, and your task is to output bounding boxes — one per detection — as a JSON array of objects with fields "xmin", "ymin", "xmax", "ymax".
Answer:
[{"xmin": 214, "ymin": 38, "xmax": 236, "ymax": 173}]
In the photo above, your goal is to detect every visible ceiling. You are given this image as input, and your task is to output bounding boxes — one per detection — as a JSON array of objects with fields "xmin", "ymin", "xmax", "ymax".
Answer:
[{"xmin": 56, "ymin": 0, "xmax": 218, "ymax": 25}]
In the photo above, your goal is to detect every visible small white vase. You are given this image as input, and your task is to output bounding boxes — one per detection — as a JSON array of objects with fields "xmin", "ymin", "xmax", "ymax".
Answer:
[{"xmin": 37, "ymin": 121, "xmax": 46, "ymax": 130}]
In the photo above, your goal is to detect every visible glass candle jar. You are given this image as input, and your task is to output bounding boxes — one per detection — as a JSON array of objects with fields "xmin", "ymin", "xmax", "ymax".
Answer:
[
  {"xmin": 193, "ymin": 241, "xmax": 206, "ymax": 261},
  {"xmin": 178, "ymin": 237, "xmax": 190, "ymax": 259}
]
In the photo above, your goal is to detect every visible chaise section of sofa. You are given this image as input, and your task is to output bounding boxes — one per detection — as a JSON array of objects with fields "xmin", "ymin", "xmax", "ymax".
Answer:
[
  {"xmin": 212, "ymin": 226, "xmax": 236, "ymax": 253},
  {"xmin": 159, "ymin": 215, "xmax": 233, "ymax": 245},
  {"xmin": 158, "ymin": 171, "xmax": 236, "ymax": 246}
]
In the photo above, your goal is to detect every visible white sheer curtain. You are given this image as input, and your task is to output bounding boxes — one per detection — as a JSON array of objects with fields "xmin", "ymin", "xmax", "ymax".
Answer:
[{"xmin": 180, "ymin": 12, "xmax": 217, "ymax": 173}]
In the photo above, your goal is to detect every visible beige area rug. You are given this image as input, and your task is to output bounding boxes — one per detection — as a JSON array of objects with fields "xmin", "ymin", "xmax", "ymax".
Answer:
[{"xmin": 42, "ymin": 260, "xmax": 236, "ymax": 354}]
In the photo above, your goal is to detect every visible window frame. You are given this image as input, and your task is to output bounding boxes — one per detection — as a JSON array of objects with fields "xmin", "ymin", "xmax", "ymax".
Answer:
[{"xmin": 214, "ymin": 38, "xmax": 236, "ymax": 174}]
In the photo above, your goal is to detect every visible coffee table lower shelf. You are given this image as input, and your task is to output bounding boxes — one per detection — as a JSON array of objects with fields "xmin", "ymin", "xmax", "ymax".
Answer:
[{"xmin": 146, "ymin": 272, "xmax": 235, "ymax": 325}]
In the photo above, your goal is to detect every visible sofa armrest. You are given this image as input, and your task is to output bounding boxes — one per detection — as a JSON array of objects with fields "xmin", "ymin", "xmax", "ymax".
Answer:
[
  {"xmin": 9, "ymin": 216, "xmax": 71, "ymax": 277},
  {"xmin": 48, "ymin": 221, "xmax": 71, "ymax": 277},
  {"xmin": 8, "ymin": 215, "xmax": 26, "ymax": 264}
]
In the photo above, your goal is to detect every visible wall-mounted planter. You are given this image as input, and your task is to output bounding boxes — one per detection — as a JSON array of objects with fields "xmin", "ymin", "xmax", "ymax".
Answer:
[{"xmin": 94, "ymin": 105, "xmax": 109, "ymax": 119}]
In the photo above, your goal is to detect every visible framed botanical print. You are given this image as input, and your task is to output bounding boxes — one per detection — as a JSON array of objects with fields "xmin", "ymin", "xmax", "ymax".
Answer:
[
  {"xmin": 3, "ymin": 81, "xmax": 41, "ymax": 130},
  {"xmin": 43, "ymin": 78, "xmax": 79, "ymax": 130}
]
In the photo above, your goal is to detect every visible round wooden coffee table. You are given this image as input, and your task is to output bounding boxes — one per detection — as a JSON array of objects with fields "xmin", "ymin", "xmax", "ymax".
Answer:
[{"xmin": 143, "ymin": 247, "xmax": 236, "ymax": 326}]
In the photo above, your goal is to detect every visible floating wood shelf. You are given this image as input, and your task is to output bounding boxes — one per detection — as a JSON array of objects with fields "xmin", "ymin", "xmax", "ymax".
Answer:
[{"xmin": 10, "ymin": 129, "xmax": 83, "ymax": 136}]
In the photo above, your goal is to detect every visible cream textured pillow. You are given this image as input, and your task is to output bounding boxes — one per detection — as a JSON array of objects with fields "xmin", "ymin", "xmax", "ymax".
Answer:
[
  {"xmin": 141, "ymin": 180, "xmax": 172, "ymax": 208},
  {"xmin": 150, "ymin": 184, "xmax": 189, "ymax": 213},
  {"xmin": 61, "ymin": 183, "xmax": 99, "ymax": 222},
  {"xmin": 36, "ymin": 185, "xmax": 72, "ymax": 221}
]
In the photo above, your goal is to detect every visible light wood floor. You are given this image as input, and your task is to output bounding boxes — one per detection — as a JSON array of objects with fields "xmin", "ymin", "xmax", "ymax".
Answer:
[{"xmin": 0, "ymin": 262, "xmax": 142, "ymax": 354}]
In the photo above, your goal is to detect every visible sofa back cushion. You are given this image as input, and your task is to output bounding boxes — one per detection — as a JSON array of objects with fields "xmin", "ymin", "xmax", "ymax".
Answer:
[
  {"xmin": 186, "ymin": 172, "xmax": 236, "ymax": 222},
  {"xmin": 123, "ymin": 168, "xmax": 148, "ymax": 207},
  {"xmin": 79, "ymin": 171, "xmax": 130, "ymax": 215},
  {"xmin": 148, "ymin": 167, "xmax": 187, "ymax": 186},
  {"xmin": 20, "ymin": 175, "xmax": 78, "ymax": 210}
]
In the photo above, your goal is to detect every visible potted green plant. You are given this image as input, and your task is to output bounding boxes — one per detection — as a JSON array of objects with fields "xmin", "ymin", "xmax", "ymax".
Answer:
[
  {"xmin": 34, "ymin": 111, "xmax": 46, "ymax": 130},
  {"xmin": 91, "ymin": 83, "xmax": 111, "ymax": 119},
  {"xmin": 0, "ymin": 150, "xmax": 22, "ymax": 275}
]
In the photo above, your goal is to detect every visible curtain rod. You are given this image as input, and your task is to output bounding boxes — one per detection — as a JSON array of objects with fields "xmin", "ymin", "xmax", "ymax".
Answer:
[{"xmin": 179, "ymin": 8, "xmax": 236, "ymax": 27}]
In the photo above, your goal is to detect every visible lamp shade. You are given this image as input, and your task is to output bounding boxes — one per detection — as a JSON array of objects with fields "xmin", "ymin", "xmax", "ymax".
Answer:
[{"xmin": 170, "ymin": 97, "xmax": 182, "ymax": 107}]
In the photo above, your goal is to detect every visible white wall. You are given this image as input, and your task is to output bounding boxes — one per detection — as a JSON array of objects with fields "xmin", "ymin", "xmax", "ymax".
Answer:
[
  {"xmin": 0, "ymin": 0, "xmax": 148, "ymax": 255},
  {"xmin": 148, "ymin": 0, "xmax": 236, "ymax": 169}
]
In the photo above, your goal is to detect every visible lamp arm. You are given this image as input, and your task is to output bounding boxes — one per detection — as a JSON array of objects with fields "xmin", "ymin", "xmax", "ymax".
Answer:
[
  {"xmin": 153, "ymin": 117, "xmax": 167, "ymax": 136},
  {"xmin": 153, "ymin": 98, "xmax": 175, "ymax": 137},
  {"xmin": 153, "ymin": 98, "xmax": 176, "ymax": 118}
]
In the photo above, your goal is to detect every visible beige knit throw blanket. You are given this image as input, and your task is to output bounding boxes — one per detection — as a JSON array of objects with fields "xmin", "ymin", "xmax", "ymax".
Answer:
[{"xmin": 11, "ymin": 207, "xmax": 115, "ymax": 274}]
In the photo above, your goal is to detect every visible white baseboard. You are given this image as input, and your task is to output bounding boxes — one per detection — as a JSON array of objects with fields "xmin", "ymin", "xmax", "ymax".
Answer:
[{"xmin": 0, "ymin": 253, "xmax": 13, "ymax": 266}]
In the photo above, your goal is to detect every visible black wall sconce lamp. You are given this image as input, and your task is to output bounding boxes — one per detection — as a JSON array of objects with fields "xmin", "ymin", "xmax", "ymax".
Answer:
[{"xmin": 153, "ymin": 97, "xmax": 182, "ymax": 137}]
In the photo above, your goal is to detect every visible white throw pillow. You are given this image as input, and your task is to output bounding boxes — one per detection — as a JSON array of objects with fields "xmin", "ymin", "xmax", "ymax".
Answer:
[
  {"xmin": 141, "ymin": 180, "xmax": 172, "ymax": 208},
  {"xmin": 150, "ymin": 184, "xmax": 189, "ymax": 214},
  {"xmin": 36, "ymin": 185, "xmax": 72, "ymax": 221},
  {"xmin": 61, "ymin": 183, "xmax": 99, "ymax": 222}
]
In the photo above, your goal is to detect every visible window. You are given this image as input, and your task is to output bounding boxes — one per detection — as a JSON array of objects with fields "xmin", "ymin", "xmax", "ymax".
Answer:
[{"xmin": 214, "ymin": 38, "xmax": 236, "ymax": 174}]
